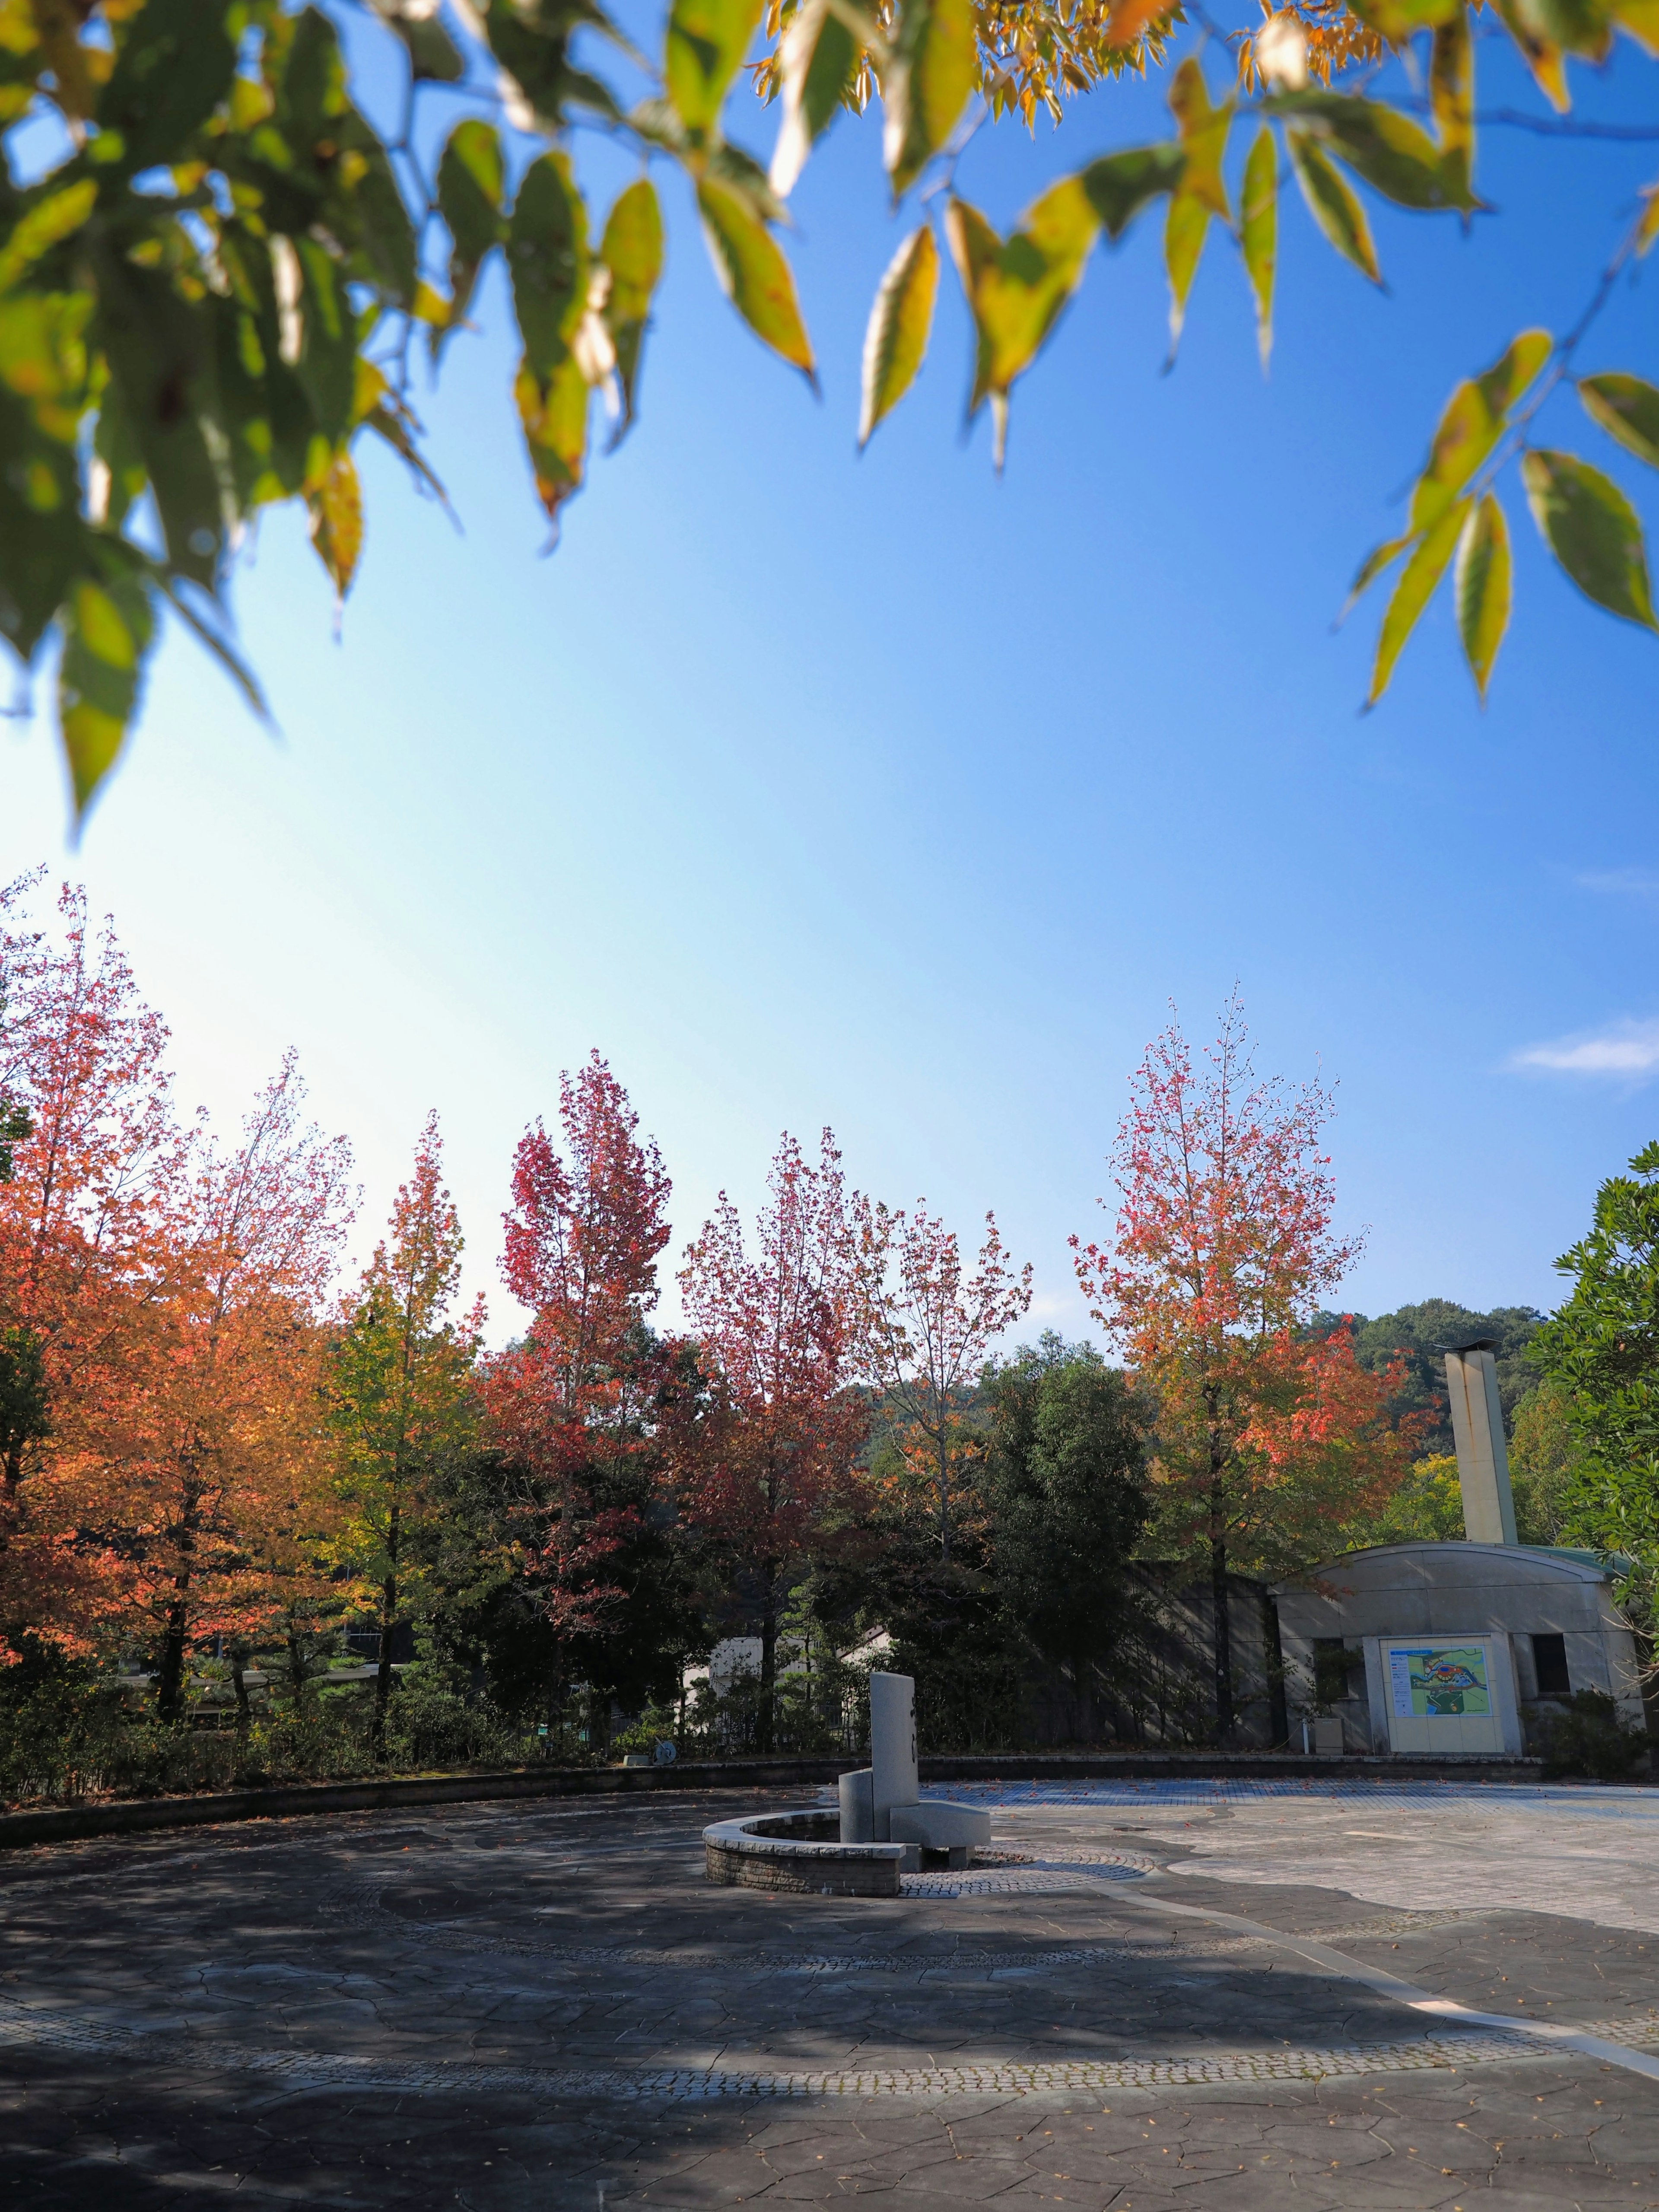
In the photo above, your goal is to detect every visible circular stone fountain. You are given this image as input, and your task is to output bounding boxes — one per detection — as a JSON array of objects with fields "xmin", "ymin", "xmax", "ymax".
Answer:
[{"xmin": 703, "ymin": 1672, "xmax": 991, "ymax": 1897}]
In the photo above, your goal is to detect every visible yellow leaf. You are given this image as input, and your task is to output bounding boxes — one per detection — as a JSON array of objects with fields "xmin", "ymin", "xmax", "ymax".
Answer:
[
  {"xmin": 1163, "ymin": 191, "xmax": 1208, "ymax": 360},
  {"xmin": 859, "ymin": 223, "xmax": 938, "ymax": 447},
  {"xmin": 697, "ymin": 176, "xmax": 815, "ymax": 382},
  {"xmin": 1430, "ymin": 10, "xmax": 1474, "ymax": 204},
  {"xmin": 307, "ymin": 449, "xmax": 362, "ymax": 611},
  {"xmin": 1456, "ymin": 493, "xmax": 1511, "ymax": 703},
  {"xmin": 1369, "ymin": 498, "xmax": 1469, "ymax": 705},
  {"xmin": 1241, "ymin": 127, "xmax": 1276, "ymax": 373},
  {"xmin": 514, "ymin": 354, "xmax": 590, "ymax": 537}
]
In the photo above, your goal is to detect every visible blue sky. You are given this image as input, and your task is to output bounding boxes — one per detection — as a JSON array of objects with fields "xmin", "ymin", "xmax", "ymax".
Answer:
[{"xmin": 3, "ymin": 15, "xmax": 1657, "ymax": 1343}]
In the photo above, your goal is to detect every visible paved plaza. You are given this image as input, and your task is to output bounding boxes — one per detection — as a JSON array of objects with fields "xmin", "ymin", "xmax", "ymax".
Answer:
[{"xmin": 4, "ymin": 1778, "xmax": 1659, "ymax": 2208}]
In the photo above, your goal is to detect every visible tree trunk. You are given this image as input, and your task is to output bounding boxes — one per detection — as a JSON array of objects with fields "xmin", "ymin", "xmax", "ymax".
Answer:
[
  {"xmin": 373, "ymin": 1505, "xmax": 400, "ymax": 1757},
  {"xmin": 374, "ymin": 1573, "xmax": 397, "ymax": 1756},
  {"xmin": 156, "ymin": 1582, "xmax": 191, "ymax": 1720},
  {"xmin": 156, "ymin": 1493, "xmax": 197, "ymax": 1721},
  {"xmin": 938, "ymin": 1427, "xmax": 951, "ymax": 1563},
  {"xmin": 286, "ymin": 1626, "xmax": 309, "ymax": 1706},
  {"xmin": 758, "ymin": 1584, "xmax": 777, "ymax": 1757},
  {"xmin": 230, "ymin": 1645, "xmax": 253, "ymax": 1740},
  {"xmin": 1210, "ymin": 1531, "xmax": 1235, "ymax": 1746}
]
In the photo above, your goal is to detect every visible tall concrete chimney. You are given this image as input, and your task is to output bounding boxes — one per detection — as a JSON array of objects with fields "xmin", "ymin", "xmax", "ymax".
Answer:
[{"xmin": 1443, "ymin": 1338, "xmax": 1518, "ymax": 1546}]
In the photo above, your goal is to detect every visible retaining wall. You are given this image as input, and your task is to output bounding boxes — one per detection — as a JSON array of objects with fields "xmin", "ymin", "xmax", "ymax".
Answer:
[{"xmin": 0, "ymin": 1748, "xmax": 1569, "ymax": 1852}]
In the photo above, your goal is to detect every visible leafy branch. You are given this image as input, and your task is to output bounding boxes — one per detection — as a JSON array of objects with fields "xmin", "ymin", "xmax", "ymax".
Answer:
[{"xmin": 0, "ymin": 0, "xmax": 1656, "ymax": 824}]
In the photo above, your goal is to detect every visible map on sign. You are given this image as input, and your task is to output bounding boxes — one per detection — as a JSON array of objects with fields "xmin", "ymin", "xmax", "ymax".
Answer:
[{"xmin": 1388, "ymin": 1643, "xmax": 1492, "ymax": 1720}]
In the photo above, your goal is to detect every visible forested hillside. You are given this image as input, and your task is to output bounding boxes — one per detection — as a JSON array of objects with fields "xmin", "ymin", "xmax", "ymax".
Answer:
[{"xmin": 1313, "ymin": 1301, "xmax": 1543, "ymax": 1458}]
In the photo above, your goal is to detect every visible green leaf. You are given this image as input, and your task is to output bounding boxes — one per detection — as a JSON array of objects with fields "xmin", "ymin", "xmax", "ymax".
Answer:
[
  {"xmin": 1368, "ymin": 497, "xmax": 1469, "ymax": 704},
  {"xmin": 1272, "ymin": 93, "xmax": 1474, "ymax": 213},
  {"xmin": 485, "ymin": 0, "xmax": 630, "ymax": 130},
  {"xmin": 705, "ymin": 139, "xmax": 789, "ymax": 226},
  {"xmin": 0, "ymin": 180, "xmax": 96, "ymax": 296},
  {"xmin": 947, "ymin": 179, "xmax": 1099, "ymax": 455},
  {"xmin": 0, "ymin": 285, "xmax": 92, "ymax": 428},
  {"xmin": 599, "ymin": 177, "xmax": 664, "ymax": 441},
  {"xmin": 884, "ymin": 0, "xmax": 977, "ymax": 197},
  {"xmin": 92, "ymin": 377, "xmax": 146, "ymax": 532},
  {"xmin": 365, "ymin": 0, "xmax": 466, "ymax": 81},
  {"xmin": 1338, "ymin": 532, "xmax": 1414, "ymax": 625},
  {"xmin": 1167, "ymin": 57, "xmax": 1231, "ymax": 219},
  {"xmin": 1612, "ymin": 0, "xmax": 1659, "ymax": 51},
  {"xmin": 859, "ymin": 222, "xmax": 938, "ymax": 446},
  {"xmin": 153, "ymin": 571, "xmax": 270, "ymax": 727},
  {"xmin": 1241, "ymin": 127, "xmax": 1276, "ymax": 373},
  {"xmin": 436, "ymin": 120, "xmax": 505, "ymax": 350},
  {"xmin": 1580, "ymin": 373, "xmax": 1659, "ymax": 471},
  {"xmin": 1455, "ymin": 493, "xmax": 1511, "ymax": 703},
  {"xmin": 97, "ymin": 0, "xmax": 236, "ymax": 174},
  {"xmin": 1287, "ymin": 130, "xmax": 1380, "ymax": 284},
  {"xmin": 1079, "ymin": 143, "xmax": 1185, "ymax": 240},
  {"xmin": 362, "ymin": 399, "xmax": 454, "ymax": 518},
  {"xmin": 666, "ymin": 0, "xmax": 766, "ymax": 142},
  {"xmin": 1429, "ymin": 11, "xmax": 1475, "ymax": 206},
  {"xmin": 1522, "ymin": 447, "xmax": 1658, "ymax": 628},
  {"xmin": 57, "ymin": 572, "xmax": 154, "ymax": 822},
  {"xmin": 1160, "ymin": 57, "xmax": 1228, "ymax": 362},
  {"xmin": 696, "ymin": 175, "xmax": 815, "ymax": 381},
  {"xmin": 1491, "ymin": 0, "xmax": 1571, "ymax": 108},
  {"xmin": 1344, "ymin": 0, "xmax": 1459, "ymax": 37},
  {"xmin": 348, "ymin": 137, "xmax": 421, "ymax": 306},
  {"xmin": 1501, "ymin": 0, "xmax": 1614, "ymax": 58},
  {"xmin": 1410, "ymin": 327, "xmax": 1552, "ymax": 534},
  {"xmin": 769, "ymin": 0, "xmax": 861, "ymax": 197},
  {"xmin": 1163, "ymin": 191, "xmax": 1208, "ymax": 361},
  {"xmin": 507, "ymin": 150, "xmax": 589, "ymax": 382},
  {"xmin": 515, "ymin": 352, "xmax": 590, "ymax": 537},
  {"xmin": 0, "ymin": 390, "xmax": 87, "ymax": 658},
  {"xmin": 209, "ymin": 287, "xmax": 310, "ymax": 510},
  {"xmin": 292, "ymin": 236, "xmax": 359, "ymax": 444},
  {"xmin": 92, "ymin": 253, "xmax": 227, "ymax": 590}
]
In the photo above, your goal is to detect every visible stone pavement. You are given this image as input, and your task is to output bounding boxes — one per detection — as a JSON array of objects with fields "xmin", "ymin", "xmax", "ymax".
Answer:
[{"xmin": 3, "ymin": 1779, "xmax": 1659, "ymax": 2208}]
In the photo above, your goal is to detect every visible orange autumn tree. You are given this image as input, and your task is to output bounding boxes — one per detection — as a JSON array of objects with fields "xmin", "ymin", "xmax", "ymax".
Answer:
[
  {"xmin": 484, "ymin": 1053, "xmax": 674, "ymax": 1690},
  {"xmin": 130, "ymin": 1054, "xmax": 354, "ymax": 1719},
  {"xmin": 1072, "ymin": 993, "xmax": 1415, "ymax": 1741},
  {"xmin": 0, "ymin": 878, "xmax": 181, "ymax": 1662},
  {"xmin": 676, "ymin": 1130, "xmax": 866, "ymax": 1750}
]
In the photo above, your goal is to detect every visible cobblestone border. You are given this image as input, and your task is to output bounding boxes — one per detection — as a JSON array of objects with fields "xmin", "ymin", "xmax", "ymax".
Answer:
[{"xmin": 2, "ymin": 1992, "xmax": 1646, "ymax": 2102}]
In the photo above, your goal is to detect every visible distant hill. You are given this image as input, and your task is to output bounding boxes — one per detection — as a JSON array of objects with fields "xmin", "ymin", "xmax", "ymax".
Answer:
[{"xmin": 1309, "ymin": 1300, "xmax": 1543, "ymax": 1458}]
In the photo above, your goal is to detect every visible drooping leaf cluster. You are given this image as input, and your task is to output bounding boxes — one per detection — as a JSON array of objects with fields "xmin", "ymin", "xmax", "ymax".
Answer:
[{"xmin": 5, "ymin": 0, "xmax": 1659, "ymax": 819}]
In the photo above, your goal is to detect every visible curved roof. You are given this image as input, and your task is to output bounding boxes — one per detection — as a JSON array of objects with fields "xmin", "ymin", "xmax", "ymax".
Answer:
[{"xmin": 1274, "ymin": 1540, "xmax": 1615, "ymax": 1593}]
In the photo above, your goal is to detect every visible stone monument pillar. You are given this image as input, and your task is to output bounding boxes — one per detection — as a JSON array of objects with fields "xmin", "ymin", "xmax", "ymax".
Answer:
[
  {"xmin": 836, "ymin": 1670, "xmax": 990, "ymax": 1864},
  {"xmin": 868, "ymin": 1671, "xmax": 919, "ymax": 1842},
  {"xmin": 1444, "ymin": 1339, "xmax": 1518, "ymax": 1547}
]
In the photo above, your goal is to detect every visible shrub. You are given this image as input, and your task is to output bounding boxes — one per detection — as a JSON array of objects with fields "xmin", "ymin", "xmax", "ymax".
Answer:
[
  {"xmin": 382, "ymin": 1670, "xmax": 523, "ymax": 1770},
  {"xmin": 1536, "ymin": 1690, "xmax": 1653, "ymax": 1782}
]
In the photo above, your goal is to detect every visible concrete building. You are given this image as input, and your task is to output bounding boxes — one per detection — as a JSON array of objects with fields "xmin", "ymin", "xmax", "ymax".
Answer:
[{"xmin": 1273, "ymin": 1338, "xmax": 1646, "ymax": 1757}]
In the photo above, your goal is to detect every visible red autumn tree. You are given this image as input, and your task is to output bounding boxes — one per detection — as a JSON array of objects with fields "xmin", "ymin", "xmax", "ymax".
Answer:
[
  {"xmin": 0, "ymin": 880, "xmax": 182, "ymax": 1661},
  {"xmin": 1072, "ymin": 992, "xmax": 1414, "ymax": 1741},
  {"xmin": 676, "ymin": 1129, "xmax": 865, "ymax": 1748},
  {"xmin": 484, "ymin": 1053, "xmax": 672, "ymax": 1682},
  {"xmin": 126, "ymin": 1053, "xmax": 354, "ymax": 1718},
  {"xmin": 852, "ymin": 1198, "xmax": 1032, "ymax": 1560}
]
